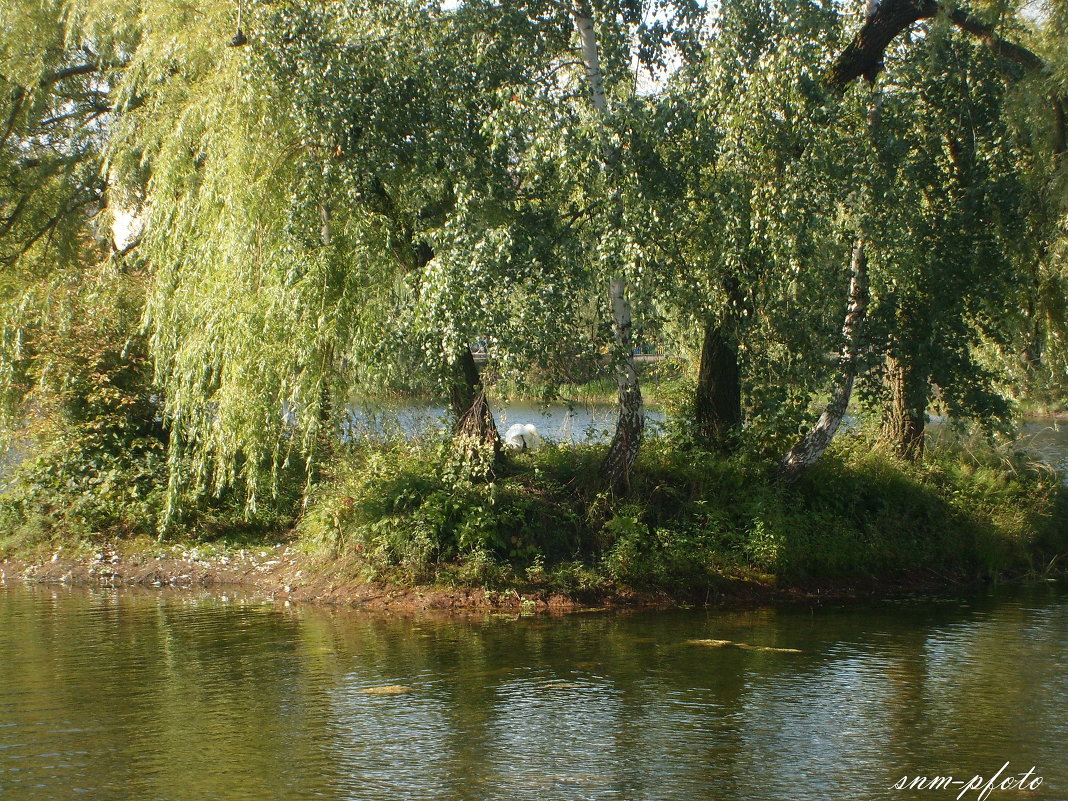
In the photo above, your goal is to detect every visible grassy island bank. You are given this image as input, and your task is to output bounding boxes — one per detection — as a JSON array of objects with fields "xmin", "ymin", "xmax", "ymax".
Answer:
[
  {"xmin": 298, "ymin": 437, "xmax": 1068, "ymax": 599},
  {"xmin": 3, "ymin": 431, "xmax": 1065, "ymax": 610}
]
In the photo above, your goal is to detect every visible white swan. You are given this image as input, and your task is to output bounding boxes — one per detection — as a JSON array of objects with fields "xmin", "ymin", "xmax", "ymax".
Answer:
[{"xmin": 504, "ymin": 423, "xmax": 542, "ymax": 452}]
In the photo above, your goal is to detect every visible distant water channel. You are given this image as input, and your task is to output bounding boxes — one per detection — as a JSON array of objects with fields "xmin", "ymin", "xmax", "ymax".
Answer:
[
  {"xmin": 346, "ymin": 401, "xmax": 1068, "ymax": 478},
  {"xmin": 1013, "ymin": 419, "xmax": 1068, "ymax": 476},
  {"xmin": 2, "ymin": 582, "xmax": 1067, "ymax": 800},
  {"xmin": 342, "ymin": 400, "xmax": 662, "ymax": 444}
]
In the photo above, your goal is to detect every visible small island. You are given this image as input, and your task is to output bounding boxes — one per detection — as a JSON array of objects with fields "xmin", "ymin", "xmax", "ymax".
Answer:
[{"xmin": 1, "ymin": 0, "xmax": 1065, "ymax": 608}]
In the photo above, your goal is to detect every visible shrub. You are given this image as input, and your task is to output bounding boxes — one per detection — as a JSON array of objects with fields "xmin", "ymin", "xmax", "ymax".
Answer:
[{"xmin": 294, "ymin": 429, "xmax": 1068, "ymax": 595}]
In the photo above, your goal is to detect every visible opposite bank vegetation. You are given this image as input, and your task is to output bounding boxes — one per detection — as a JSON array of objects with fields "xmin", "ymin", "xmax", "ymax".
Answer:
[{"xmin": 1, "ymin": 0, "xmax": 1068, "ymax": 604}]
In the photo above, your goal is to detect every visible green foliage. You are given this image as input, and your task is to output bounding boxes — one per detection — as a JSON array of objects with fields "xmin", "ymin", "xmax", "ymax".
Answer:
[
  {"xmin": 0, "ymin": 0, "xmax": 124, "ymax": 283},
  {"xmin": 299, "ymin": 440, "xmax": 595, "ymax": 584},
  {"xmin": 856, "ymin": 29, "xmax": 1028, "ymax": 427},
  {"xmin": 2, "ymin": 0, "xmax": 1067, "ymax": 601},
  {"xmin": 295, "ymin": 432, "xmax": 1067, "ymax": 595},
  {"xmin": 0, "ymin": 274, "xmax": 300, "ymax": 548}
]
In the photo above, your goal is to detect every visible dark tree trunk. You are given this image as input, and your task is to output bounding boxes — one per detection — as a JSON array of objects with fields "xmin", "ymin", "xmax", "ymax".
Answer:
[
  {"xmin": 449, "ymin": 346, "xmax": 501, "ymax": 467},
  {"xmin": 779, "ymin": 238, "xmax": 869, "ymax": 482},
  {"xmin": 1022, "ymin": 296, "xmax": 1044, "ymax": 371},
  {"xmin": 305, "ymin": 382, "xmax": 336, "ymax": 484},
  {"xmin": 1054, "ymin": 97, "xmax": 1067, "ymax": 161},
  {"xmin": 881, "ymin": 354, "xmax": 926, "ymax": 461},
  {"xmin": 318, "ymin": 382, "xmax": 334, "ymax": 431},
  {"xmin": 695, "ymin": 319, "xmax": 742, "ymax": 453}
]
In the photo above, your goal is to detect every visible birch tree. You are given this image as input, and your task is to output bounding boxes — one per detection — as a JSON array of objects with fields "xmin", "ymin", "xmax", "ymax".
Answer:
[{"xmin": 553, "ymin": 0, "xmax": 703, "ymax": 487}]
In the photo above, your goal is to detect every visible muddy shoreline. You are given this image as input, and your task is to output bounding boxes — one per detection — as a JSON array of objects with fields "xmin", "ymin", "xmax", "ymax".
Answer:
[{"xmin": 0, "ymin": 544, "xmax": 1024, "ymax": 614}]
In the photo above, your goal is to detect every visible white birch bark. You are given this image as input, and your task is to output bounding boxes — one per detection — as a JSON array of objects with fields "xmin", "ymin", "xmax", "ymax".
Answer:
[
  {"xmin": 779, "ymin": 237, "xmax": 869, "ymax": 482},
  {"xmin": 779, "ymin": 75, "xmax": 882, "ymax": 483},
  {"xmin": 570, "ymin": 0, "xmax": 644, "ymax": 490}
]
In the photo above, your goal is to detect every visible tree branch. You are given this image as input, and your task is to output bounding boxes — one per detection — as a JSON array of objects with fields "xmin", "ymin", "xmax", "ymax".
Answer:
[
  {"xmin": 1, "ymin": 190, "xmax": 102, "ymax": 266},
  {"xmin": 39, "ymin": 103, "xmax": 112, "ymax": 129},
  {"xmin": 39, "ymin": 63, "xmax": 99, "ymax": 86},
  {"xmin": 944, "ymin": 8, "xmax": 1045, "ymax": 73},
  {"xmin": 827, "ymin": 0, "xmax": 1048, "ymax": 91},
  {"xmin": 827, "ymin": 0, "xmax": 1065, "ymax": 158},
  {"xmin": 0, "ymin": 87, "xmax": 26, "ymax": 150},
  {"xmin": 826, "ymin": 0, "xmax": 938, "ymax": 90}
]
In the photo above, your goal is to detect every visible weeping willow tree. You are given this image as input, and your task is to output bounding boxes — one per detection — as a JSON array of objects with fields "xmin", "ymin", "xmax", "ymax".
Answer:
[
  {"xmin": 477, "ymin": 0, "xmax": 709, "ymax": 488},
  {"xmin": 97, "ymin": 0, "xmax": 609, "ymax": 511},
  {"xmin": 856, "ymin": 26, "xmax": 1026, "ymax": 459},
  {"xmin": 251, "ymin": 0, "xmax": 608, "ymax": 468},
  {"xmin": 0, "ymin": 0, "xmax": 182, "ymax": 534},
  {"xmin": 979, "ymin": 0, "xmax": 1068, "ymax": 410},
  {"xmin": 607, "ymin": 0, "xmax": 882, "ymax": 473},
  {"xmin": 0, "ymin": 0, "xmax": 120, "ymax": 409},
  {"xmin": 77, "ymin": 0, "xmax": 324, "ymax": 514},
  {"xmin": 824, "ymin": 0, "xmax": 1051, "ymax": 457}
]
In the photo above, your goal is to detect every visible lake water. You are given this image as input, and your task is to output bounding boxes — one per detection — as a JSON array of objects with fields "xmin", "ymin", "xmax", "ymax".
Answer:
[
  {"xmin": 2, "ymin": 582, "xmax": 1067, "ymax": 801},
  {"xmin": 347, "ymin": 402, "xmax": 1068, "ymax": 478},
  {"xmin": 343, "ymin": 400, "xmax": 643, "ymax": 444},
  {"xmin": 1014, "ymin": 420, "xmax": 1068, "ymax": 476}
]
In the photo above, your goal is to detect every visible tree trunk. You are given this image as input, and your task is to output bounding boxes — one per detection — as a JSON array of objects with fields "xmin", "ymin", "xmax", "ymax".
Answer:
[
  {"xmin": 570, "ymin": 1, "xmax": 644, "ymax": 491},
  {"xmin": 1021, "ymin": 295, "xmax": 1044, "ymax": 371},
  {"xmin": 881, "ymin": 354, "xmax": 926, "ymax": 460},
  {"xmin": 572, "ymin": 1, "xmax": 608, "ymax": 114},
  {"xmin": 1053, "ymin": 97, "xmax": 1066, "ymax": 162},
  {"xmin": 603, "ymin": 276, "xmax": 644, "ymax": 491},
  {"xmin": 694, "ymin": 319, "xmax": 741, "ymax": 452},
  {"xmin": 779, "ymin": 237, "xmax": 870, "ymax": 482},
  {"xmin": 449, "ymin": 346, "xmax": 501, "ymax": 468}
]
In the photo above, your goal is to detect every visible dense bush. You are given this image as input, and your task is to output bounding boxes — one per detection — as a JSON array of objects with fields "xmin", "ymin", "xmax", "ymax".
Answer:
[{"xmin": 296, "ymin": 432, "xmax": 1068, "ymax": 596}]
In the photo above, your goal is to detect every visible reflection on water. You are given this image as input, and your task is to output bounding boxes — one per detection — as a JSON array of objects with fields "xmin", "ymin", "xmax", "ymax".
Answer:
[{"xmin": 2, "ymin": 583, "xmax": 1067, "ymax": 800}]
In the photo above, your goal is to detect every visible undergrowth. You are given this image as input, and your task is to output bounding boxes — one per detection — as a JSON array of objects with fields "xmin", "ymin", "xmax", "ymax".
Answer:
[
  {"xmin": 296, "ymin": 431, "xmax": 1068, "ymax": 598},
  {"xmin": 2, "ymin": 389, "xmax": 1063, "ymax": 601},
  {"xmin": 0, "ymin": 429, "xmax": 300, "ymax": 559}
]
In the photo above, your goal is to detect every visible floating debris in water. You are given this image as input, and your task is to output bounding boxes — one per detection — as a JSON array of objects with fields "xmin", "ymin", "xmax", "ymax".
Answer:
[
  {"xmin": 360, "ymin": 685, "xmax": 413, "ymax": 695},
  {"xmin": 686, "ymin": 639, "xmax": 802, "ymax": 653},
  {"xmin": 734, "ymin": 643, "xmax": 803, "ymax": 653}
]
